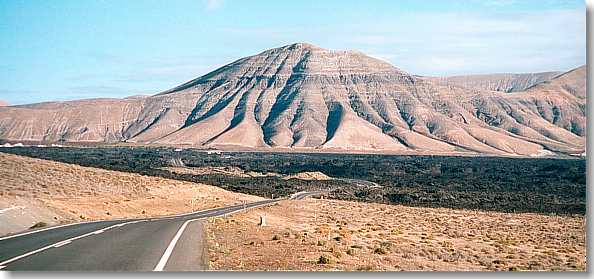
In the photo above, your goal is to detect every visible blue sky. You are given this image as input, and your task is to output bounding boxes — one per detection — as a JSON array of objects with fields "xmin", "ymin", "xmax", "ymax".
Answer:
[{"xmin": 0, "ymin": 0, "xmax": 586, "ymax": 105}]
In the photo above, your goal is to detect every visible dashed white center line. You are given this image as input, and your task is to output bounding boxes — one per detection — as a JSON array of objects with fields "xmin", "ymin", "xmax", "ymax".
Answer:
[
  {"xmin": 0, "ymin": 220, "xmax": 144, "ymax": 268},
  {"xmin": 52, "ymin": 240, "xmax": 72, "ymax": 248},
  {"xmin": 1, "ymin": 197, "xmax": 288, "ymax": 271}
]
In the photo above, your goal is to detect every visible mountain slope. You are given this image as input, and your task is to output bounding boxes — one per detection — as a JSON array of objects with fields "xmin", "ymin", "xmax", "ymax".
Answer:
[
  {"xmin": 0, "ymin": 43, "xmax": 585, "ymax": 156},
  {"xmin": 425, "ymin": 71, "xmax": 561, "ymax": 93}
]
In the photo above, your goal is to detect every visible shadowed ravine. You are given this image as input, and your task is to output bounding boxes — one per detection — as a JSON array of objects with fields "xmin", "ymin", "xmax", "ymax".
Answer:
[{"xmin": 0, "ymin": 43, "xmax": 585, "ymax": 156}]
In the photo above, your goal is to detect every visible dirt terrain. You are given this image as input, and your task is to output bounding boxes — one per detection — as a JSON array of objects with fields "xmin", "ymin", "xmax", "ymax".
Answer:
[
  {"xmin": 163, "ymin": 166, "xmax": 331, "ymax": 181},
  {"xmin": 207, "ymin": 199, "xmax": 585, "ymax": 271},
  {"xmin": 0, "ymin": 150, "xmax": 585, "ymax": 271},
  {"xmin": 0, "ymin": 153, "xmax": 261, "ymax": 236},
  {"xmin": 2, "ymin": 147, "xmax": 585, "ymax": 215}
]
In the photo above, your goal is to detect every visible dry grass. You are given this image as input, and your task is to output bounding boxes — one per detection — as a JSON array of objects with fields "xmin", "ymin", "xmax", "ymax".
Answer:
[
  {"xmin": 0, "ymin": 152, "xmax": 262, "ymax": 221},
  {"xmin": 162, "ymin": 166, "xmax": 331, "ymax": 181},
  {"xmin": 207, "ymin": 199, "xmax": 585, "ymax": 271}
]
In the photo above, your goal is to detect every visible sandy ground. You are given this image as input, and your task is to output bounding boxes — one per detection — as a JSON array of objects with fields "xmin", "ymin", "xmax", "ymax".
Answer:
[
  {"xmin": 207, "ymin": 199, "xmax": 585, "ymax": 271},
  {"xmin": 0, "ymin": 152, "xmax": 585, "ymax": 271},
  {"xmin": 162, "ymin": 166, "xmax": 331, "ymax": 180},
  {"xmin": 0, "ymin": 152, "xmax": 262, "ymax": 236}
]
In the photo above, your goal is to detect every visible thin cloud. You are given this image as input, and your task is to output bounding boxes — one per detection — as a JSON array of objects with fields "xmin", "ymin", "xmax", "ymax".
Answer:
[
  {"xmin": 345, "ymin": 9, "xmax": 585, "ymax": 75},
  {"xmin": 204, "ymin": 0, "xmax": 224, "ymax": 11},
  {"xmin": 65, "ymin": 54, "xmax": 228, "ymax": 95},
  {"xmin": 482, "ymin": 0, "xmax": 517, "ymax": 7}
]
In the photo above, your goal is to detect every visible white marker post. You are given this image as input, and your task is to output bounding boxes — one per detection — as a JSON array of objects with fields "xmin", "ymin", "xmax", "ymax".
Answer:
[{"xmin": 259, "ymin": 215, "xmax": 266, "ymax": 226}]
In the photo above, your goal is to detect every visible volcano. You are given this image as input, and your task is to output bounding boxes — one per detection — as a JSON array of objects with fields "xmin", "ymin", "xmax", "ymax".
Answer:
[{"xmin": 0, "ymin": 43, "xmax": 586, "ymax": 156}]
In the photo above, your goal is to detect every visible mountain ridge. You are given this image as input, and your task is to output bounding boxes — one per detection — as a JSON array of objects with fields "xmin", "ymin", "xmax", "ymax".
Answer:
[
  {"xmin": 0, "ymin": 43, "xmax": 586, "ymax": 156},
  {"xmin": 423, "ymin": 71, "xmax": 562, "ymax": 93}
]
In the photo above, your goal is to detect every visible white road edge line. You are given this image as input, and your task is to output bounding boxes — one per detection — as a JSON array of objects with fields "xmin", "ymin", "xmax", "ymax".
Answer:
[
  {"xmin": 0, "ymin": 194, "xmax": 299, "ymax": 270},
  {"xmin": 0, "ymin": 220, "xmax": 103, "ymax": 241},
  {"xmin": 0, "ymin": 220, "xmax": 144, "ymax": 267},
  {"xmin": 153, "ymin": 200, "xmax": 281, "ymax": 272},
  {"xmin": 0, "ymin": 206, "xmax": 25, "ymax": 214},
  {"xmin": 0, "ymin": 193, "xmax": 297, "ymax": 242},
  {"xmin": 153, "ymin": 219, "xmax": 197, "ymax": 272},
  {"xmin": 0, "ymin": 203, "xmax": 237, "ymax": 241}
]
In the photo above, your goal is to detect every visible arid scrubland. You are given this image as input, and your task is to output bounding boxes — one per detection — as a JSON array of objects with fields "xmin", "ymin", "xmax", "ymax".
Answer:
[
  {"xmin": 207, "ymin": 199, "xmax": 585, "ymax": 271},
  {"xmin": 0, "ymin": 153, "xmax": 261, "ymax": 235},
  {"xmin": 0, "ymin": 152, "xmax": 585, "ymax": 271}
]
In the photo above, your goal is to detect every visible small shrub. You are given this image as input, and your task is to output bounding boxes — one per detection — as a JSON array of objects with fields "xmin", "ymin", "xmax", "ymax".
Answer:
[
  {"xmin": 356, "ymin": 265, "xmax": 374, "ymax": 271},
  {"xmin": 347, "ymin": 248, "xmax": 355, "ymax": 256},
  {"xmin": 493, "ymin": 259, "xmax": 505, "ymax": 265},
  {"xmin": 29, "ymin": 222, "xmax": 48, "ymax": 229},
  {"xmin": 317, "ymin": 255, "xmax": 335, "ymax": 264},
  {"xmin": 373, "ymin": 247, "xmax": 387, "ymax": 255},
  {"xmin": 317, "ymin": 240, "xmax": 327, "ymax": 246},
  {"xmin": 380, "ymin": 241, "xmax": 392, "ymax": 249},
  {"xmin": 272, "ymin": 235, "xmax": 281, "ymax": 240}
]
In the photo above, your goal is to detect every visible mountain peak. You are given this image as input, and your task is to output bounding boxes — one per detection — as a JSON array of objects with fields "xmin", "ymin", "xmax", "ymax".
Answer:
[
  {"xmin": 0, "ymin": 44, "xmax": 585, "ymax": 156},
  {"xmin": 159, "ymin": 43, "xmax": 405, "ymax": 95},
  {"xmin": 285, "ymin": 42, "xmax": 322, "ymax": 50},
  {"xmin": 279, "ymin": 42, "xmax": 365, "ymax": 56}
]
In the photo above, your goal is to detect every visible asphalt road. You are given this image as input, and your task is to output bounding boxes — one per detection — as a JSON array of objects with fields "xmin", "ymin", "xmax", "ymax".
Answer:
[{"xmin": 0, "ymin": 191, "xmax": 320, "ymax": 271}]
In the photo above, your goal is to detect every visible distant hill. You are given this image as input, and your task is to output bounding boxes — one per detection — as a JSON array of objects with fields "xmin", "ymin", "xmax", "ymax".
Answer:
[
  {"xmin": 0, "ymin": 43, "xmax": 585, "ymax": 156},
  {"xmin": 424, "ymin": 71, "xmax": 561, "ymax": 93}
]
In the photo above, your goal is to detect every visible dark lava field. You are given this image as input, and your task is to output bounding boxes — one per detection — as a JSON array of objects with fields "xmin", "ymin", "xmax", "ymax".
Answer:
[{"xmin": 1, "ymin": 147, "xmax": 586, "ymax": 215}]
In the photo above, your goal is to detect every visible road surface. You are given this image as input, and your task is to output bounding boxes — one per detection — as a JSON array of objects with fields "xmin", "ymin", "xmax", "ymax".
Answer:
[{"xmin": 0, "ymin": 191, "xmax": 320, "ymax": 271}]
